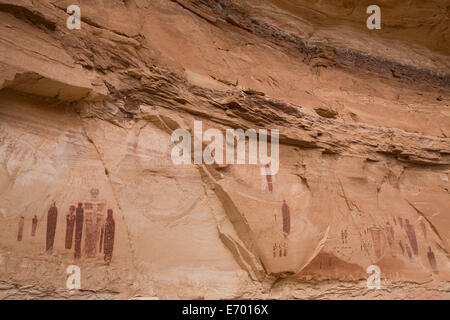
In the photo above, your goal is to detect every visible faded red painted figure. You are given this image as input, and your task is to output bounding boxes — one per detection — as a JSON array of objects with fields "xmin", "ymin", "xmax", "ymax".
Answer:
[
  {"xmin": 95, "ymin": 202, "xmax": 106, "ymax": 249},
  {"xmin": 398, "ymin": 217, "xmax": 403, "ymax": 229},
  {"xmin": 31, "ymin": 215, "xmax": 38, "ymax": 236},
  {"xmin": 99, "ymin": 224, "xmax": 105, "ymax": 253},
  {"xmin": 405, "ymin": 244, "xmax": 412, "ymax": 258},
  {"xmin": 341, "ymin": 230, "xmax": 348, "ymax": 244},
  {"xmin": 17, "ymin": 217, "xmax": 24, "ymax": 241},
  {"xmin": 65, "ymin": 205, "xmax": 76, "ymax": 249},
  {"xmin": 74, "ymin": 203, "xmax": 84, "ymax": 260},
  {"xmin": 46, "ymin": 202, "xmax": 58, "ymax": 254},
  {"xmin": 386, "ymin": 234, "xmax": 392, "ymax": 247},
  {"xmin": 103, "ymin": 209, "xmax": 115, "ymax": 265},
  {"xmin": 83, "ymin": 201, "xmax": 96, "ymax": 257},
  {"xmin": 398, "ymin": 240, "xmax": 404, "ymax": 254},
  {"xmin": 369, "ymin": 227, "xmax": 382, "ymax": 259},
  {"xmin": 399, "ymin": 240, "xmax": 405, "ymax": 254},
  {"xmin": 387, "ymin": 222, "xmax": 394, "ymax": 239},
  {"xmin": 420, "ymin": 220, "xmax": 427, "ymax": 239},
  {"xmin": 264, "ymin": 164, "xmax": 273, "ymax": 192},
  {"xmin": 404, "ymin": 219, "xmax": 418, "ymax": 255},
  {"xmin": 427, "ymin": 247, "xmax": 438, "ymax": 274},
  {"xmin": 282, "ymin": 200, "xmax": 290, "ymax": 238},
  {"xmin": 386, "ymin": 222, "xmax": 394, "ymax": 247},
  {"xmin": 84, "ymin": 188, "xmax": 106, "ymax": 258}
]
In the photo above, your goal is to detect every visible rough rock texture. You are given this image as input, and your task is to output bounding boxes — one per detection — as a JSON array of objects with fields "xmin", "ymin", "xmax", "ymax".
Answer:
[{"xmin": 0, "ymin": 0, "xmax": 449, "ymax": 299}]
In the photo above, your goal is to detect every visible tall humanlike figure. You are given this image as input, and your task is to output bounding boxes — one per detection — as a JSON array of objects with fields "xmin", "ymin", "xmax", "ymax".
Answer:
[
  {"xmin": 369, "ymin": 227, "xmax": 382, "ymax": 259},
  {"xmin": 84, "ymin": 188, "xmax": 105, "ymax": 258},
  {"xmin": 386, "ymin": 222, "xmax": 394, "ymax": 247},
  {"xmin": 103, "ymin": 209, "xmax": 115, "ymax": 265},
  {"xmin": 46, "ymin": 202, "xmax": 58, "ymax": 254},
  {"xmin": 96, "ymin": 202, "xmax": 106, "ymax": 249},
  {"xmin": 17, "ymin": 217, "xmax": 25, "ymax": 242},
  {"xmin": 99, "ymin": 224, "xmax": 105, "ymax": 253},
  {"xmin": 420, "ymin": 220, "xmax": 427, "ymax": 239},
  {"xmin": 282, "ymin": 200, "xmax": 290, "ymax": 238},
  {"xmin": 74, "ymin": 203, "xmax": 84, "ymax": 260},
  {"xmin": 405, "ymin": 244, "xmax": 412, "ymax": 259},
  {"xmin": 398, "ymin": 240, "xmax": 405, "ymax": 254},
  {"xmin": 404, "ymin": 219, "xmax": 418, "ymax": 255},
  {"xmin": 31, "ymin": 215, "xmax": 38, "ymax": 236},
  {"xmin": 265, "ymin": 164, "xmax": 273, "ymax": 192},
  {"xmin": 65, "ymin": 205, "xmax": 76, "ymax": 249},
  {"xmin": 427, "ymin": 247, "xmax": 438, "ymax": 274}
]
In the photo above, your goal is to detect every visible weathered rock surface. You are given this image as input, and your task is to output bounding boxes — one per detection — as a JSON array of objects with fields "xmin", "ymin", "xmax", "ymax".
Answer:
[{"xmin": 0, "ymin": 0, "xmax": 449, "ymax": 299}]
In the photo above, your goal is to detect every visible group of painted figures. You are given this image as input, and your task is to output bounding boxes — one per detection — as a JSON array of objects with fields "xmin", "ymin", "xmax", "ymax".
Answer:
[
  {"xmin": 269, "ymin": 199, "xmax": 439, "ymax": 274},
  {"xmin": 360, "ymin": 216, "xmax": 439, "ymax": 274},
  {"xmin": 273, "ymin": 200, "xmax": 290, "ymax": 258},
  {"xmin": 17, "ymin": 188, "xmax": 116, "ymax": 265},
  {"xmin": 17, "ymin": 185, "xmax": 440, "ymax": 274},
  {"xmin": 264, "ymin": 166, "xmax": 291, "ymax": 258}
]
